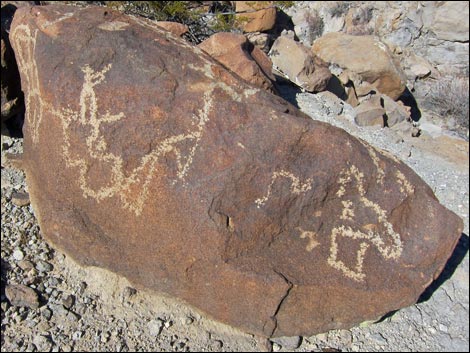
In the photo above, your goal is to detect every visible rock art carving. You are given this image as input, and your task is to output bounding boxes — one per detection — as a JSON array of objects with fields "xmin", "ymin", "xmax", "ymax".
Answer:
[
  {"xmin": 328, "ymin": 159, "xmax": 405, "ymax": 282},
  {"xmin": 54, "ymin": 64, "xmax": 212, "ymax": 216},
  {"xmin": 11, "ymin": 25, "xmax": 42, "ymax": 144},
  {"xmin": 255, "ymin": 170, "xmax": 313, "ymax": 207}
]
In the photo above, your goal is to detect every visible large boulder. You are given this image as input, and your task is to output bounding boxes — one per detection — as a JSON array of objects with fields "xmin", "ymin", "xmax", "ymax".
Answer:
[
  {"xmin": 431, "ymin": 1, "xmax": 469, "ymax": 42},
  {"xmin": 198, "ymin": 32, "xmax": 275, "ymax": 92},
  {"xmin": 11, "ymin": 5, "xmax": 463, "ymax": 338},
  {"xmin": 312, "ymin": 32, "xmax": 407, "ymax": 100},
  {"xmin": 269, "ymin": 36, "xmax": 331, "ymax": 93},
  {"xmin": 235, "ymin": 1, "xmax": 277, "ymax": 33}
]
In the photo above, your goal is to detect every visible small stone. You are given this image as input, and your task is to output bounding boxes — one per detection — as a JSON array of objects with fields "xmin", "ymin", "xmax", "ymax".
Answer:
[
  {"xmin": 11, "ymin": 192, "xmax": 30, "ymax": 206},
  {"xmin": 101, "ymin": 331, "xmax": 111, "ymax": 343},
  {"xmin": 49, "ymin": 303, "xmax": 68, "ymax": 317},
  {"xmin": 66, "ymin": 311, "xmax": 80, "ymax": 322},
  {"xmin": 438, "ymin": 324, "xmax": 448, "ymax": 333},
  {"xmin": 184, "ymin": 317, "xmax": 194, "ymax": 325},
  {"xmin": 411, "ymin": 127, "xmax": 421, "ymax": 137},
  {"xmin": 272, "ymin": 342, "xmax": 282, "ymax": 352},
  {"xmin": 147, "ymin": 319, "xmax": 163, "ymax": 337},
  {"xmin": 1, "ymin": 302, "xmax": 9, "ymax": 312},
  {"xmin": 211, "ymin": 340, "xmax": 223, "ymax": 350},
  {"xmin": 72, "ymin": 331, "xmax": 83, "ymax": 341},
  {"xmin": 18, "ymin": 259, "xmax": 34, "ymax": 271},
  {"xmin": 62, "ymin": 294, "xmax": 75, "ymax": 309},
  {"xmin": 164, "ymin": 320, "xmax": 173, "ymax": 329},
  {"xmin": 33, "ymin": 335, "xmax": 52, "ymax": 351},
  {"xmin": 37, "ymin": 321, "xmax": 51, "ymax": 332},
  {"xmin": 41, "ymin": 307, "xmax": 53, "ymax": 320},
  {"xmin": 120, "ymin": 286, "xmax": 137, "ymax": 302},
  {"xmin": 36, "ymin": 260, "xmax": 53, "ymax": 273},
  {"xmin": 77, "ymin": 282, "xmax": 87, "ymax": 295},
  {"xmin": 5, "ymin": 284, "xmax": 40, "ymax": 309},
  {"xmin": 12, "ymin": 249, "xmax": 25, "ymax": 261},
  {"xmin": 271, "ymin": 336, "xmax": 303, "ymax": 350}
]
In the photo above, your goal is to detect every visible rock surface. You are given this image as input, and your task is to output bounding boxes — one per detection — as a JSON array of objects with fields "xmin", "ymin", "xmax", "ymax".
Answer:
[
  {"xmin": 312, "ymin": 32, "xmax": 407, "ymax": 100},
  {"xmin": 5, "ymin": 284, "xmax": 40, "ymax": 309},
  {"xmin": 155, "ymin": 21, "xmax": 189, "ymax": 37},
  {"xmin": 11, "ymin": 4, "xmax": 463, "ymax": 338},
  {"xmin": 269, "ymin": 36, "xmax": 331, "ymax": 93},
  {"xmin": 235, "ymin": 1, "xmax": 277, "ymax": 33},
  {"xmin": 198, "ymin": 32, "xmax": 275, "ymax": 92}
]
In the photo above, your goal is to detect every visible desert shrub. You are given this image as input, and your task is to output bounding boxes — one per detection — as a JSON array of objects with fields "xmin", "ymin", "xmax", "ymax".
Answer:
[
  {"xmin": 329, "ymin": 2, "xmax": 350, "ymax": 18},
  {"xmin": 304, "ymin": 10, "xmax": 324, "ymax": 42},
  {"xmin": 427, "ymin": 76, "xmax": 469, "ymax": 139}
]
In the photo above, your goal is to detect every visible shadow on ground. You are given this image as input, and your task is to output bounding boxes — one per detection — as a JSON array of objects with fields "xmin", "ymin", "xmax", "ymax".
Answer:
[{"xmin": 418, "ymin": 232, "xmax": 469, "ymax": 303}]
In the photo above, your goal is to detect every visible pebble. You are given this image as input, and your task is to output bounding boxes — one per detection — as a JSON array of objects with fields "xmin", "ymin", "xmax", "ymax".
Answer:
[
  {"xmin": 36, "ymin": 260, "xmax": 53, "ymax": 273},
  {"xmin": 41, "ymin": 307, "xmax": 53, "ymax": 320},
  {"xmin": 271, "ymin": 336, "xmax": 303, "ymax": 350},
  {"xmin": 272, "ymin": 342, "xmax": 282, "ymax": 352},
  {"xmin": 147, "ymin": 319, "xmax": 163, "ymax": 337},
  {"xmin": 12, "ymin": 249, "xmax": 24, "ymax": 261},
  {"xmin": 62, "ymin": 294, "xmax": 75, "ymax": 309},
  {"xmin": 33, "ymin": 335, "xmax": 52, "ymax": 351},
  {"xmin": 11, "ymin": 192, "xmax": 30, "ymax": 207},
  {"xmin": 18, "ymin": 259, "xmax": 34, "ymax": 271},
  {"xmin": 72, "ymin": 331, "xmax": 83, "ymax": 341},
  {"xmin": 5, "ymin": 283, "xmax": 40, "ymax": 309}
]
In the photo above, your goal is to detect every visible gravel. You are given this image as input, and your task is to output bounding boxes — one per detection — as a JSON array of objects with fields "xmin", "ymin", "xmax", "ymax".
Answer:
[{"xmin": 1, "ymin": 87, "xmax": 468, "ymax": 352}]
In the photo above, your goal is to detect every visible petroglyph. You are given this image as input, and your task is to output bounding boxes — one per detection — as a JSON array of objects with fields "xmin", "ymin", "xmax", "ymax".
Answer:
[
  {"xmin": 336, "ymin": 165, "xmax": 365, "ymax": 198},
  {"xmin": 11, "ymin": 25, "xmax": 42, "ymax": 144},
  {"xmin": 328, "ymin": 162, "xmax": 403, "ymax": 281},
  {"xmin": 396, "ymin": 170, "xmax": 414, "ymax": 195},
  {"xmin": 98, "ymin": 21, "xmax": 130, "ymax": 31},
  {"xmin": 188, "ymin": 63, "xmax": 260, "ymax": 102},
  {"xmin": 297, "ymin": 227, "xmax": 319, "ymax": 251},
  {"xmin": 328, "ymin": 226, "xmax": 370, "ymax": 282},
  {"xmin": 40, "ymin": 12, "xmax": 74, "ymax": 29},
  {"xmin": 358, "ymin": 139, "xmax": 385, "ymax": 185},
  {"xmin": 37, "ymin": 63, "xmax": 214, "ymax": 216},
  {"xmin": 255, "ymin": 170, "xmax": 312, "ymax": 207},
  {"xmin": 340, "ymin": 200, "xmax": 354, "ymax": 220}
]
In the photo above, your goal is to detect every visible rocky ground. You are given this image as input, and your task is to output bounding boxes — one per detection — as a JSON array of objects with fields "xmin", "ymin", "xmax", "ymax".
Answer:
[{"xmin": 1, "ymin": 86, "xmax": 469, "ymax": 351}]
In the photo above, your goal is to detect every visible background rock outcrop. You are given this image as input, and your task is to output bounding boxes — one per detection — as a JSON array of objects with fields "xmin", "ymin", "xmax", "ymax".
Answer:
[
  {"xmin": 312, "ymin": 32, "xmax": 407, "ymax": 100},
  {"xmin": 198, "ymin": 32, "xmax": 275, "ymax": 92},
  {"xmin": 10, "ymin": 4, "xmax": 463, "ymax": 338}
]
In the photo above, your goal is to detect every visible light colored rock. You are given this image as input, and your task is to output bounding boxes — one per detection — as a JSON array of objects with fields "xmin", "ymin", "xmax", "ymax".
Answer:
[
  {"xmin": 354, "ymin": 96, "xmax": 386, "ymax": 127},
  {"xmin": 269, "ymin": 36, "xmax": 331, "ymax": 92},
  {"xmin": 235, "ymin": 1, "xmax": 277, "ymax": 33},
  {"xmin": 271, "ymin": 336, "xmax": 302, "ymax": 350},
  {"xmin": 312, "ymin": 32, "xmax": 407, "ymax": 100},
  {"xmin": 381, "ymin": 94, "xmax": 411, "ymax": 127},
  {"xmin": 431, "ymin": 2, "xmax": 469, "ymax": 42},
  {"xmin": 12, "ymin": 249, "xmax": 24, "ymax": 261},
  {"xmin": 245, "ymin": 32, "xmax": 273, "ymax": 53}
]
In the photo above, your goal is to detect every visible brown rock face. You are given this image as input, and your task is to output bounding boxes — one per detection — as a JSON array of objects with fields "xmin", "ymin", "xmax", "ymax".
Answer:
[
  {"xmin": 198, "ymin": 32, "xmax": 275, "ymax": 92},
  {"xmin": 155, "ymin": 21, "xmax": 188, "ymax": 37},
  {"xmin": 11, "ymin": 5, "xmax": 463, "ymax": 338},
  {"xmin": 312, "ymin": 33, "xmax": 407, "ymax": 100}
]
